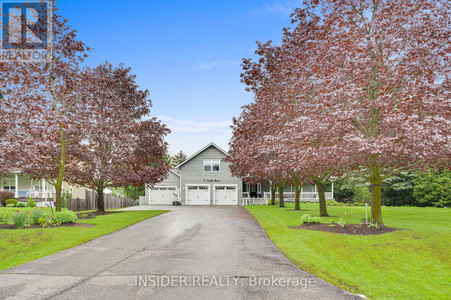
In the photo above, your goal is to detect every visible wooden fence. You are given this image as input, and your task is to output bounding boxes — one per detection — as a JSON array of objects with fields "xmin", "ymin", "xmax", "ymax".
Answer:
[{"xmin": 67, "ymin": 190, "xmax": 135, "ymax": 211}]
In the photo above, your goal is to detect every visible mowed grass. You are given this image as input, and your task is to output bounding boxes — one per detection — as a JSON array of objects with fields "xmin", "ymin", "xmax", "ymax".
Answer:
[
  {"xmin": 0, "ymin": 210, "xmax": 168, "ymax": 271},
  {"xmin": 246, "ymin": 204, "xmax": 451, "ymax": 299}
]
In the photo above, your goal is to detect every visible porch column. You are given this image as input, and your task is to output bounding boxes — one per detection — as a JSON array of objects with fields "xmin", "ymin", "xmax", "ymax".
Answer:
[
  {"xmin": 15, "ymin": 174, "xmax": 19, "ymax": 198},
  {"xmin": 43, "ymin": 179, "xmax": 47, "ymax": 201}
]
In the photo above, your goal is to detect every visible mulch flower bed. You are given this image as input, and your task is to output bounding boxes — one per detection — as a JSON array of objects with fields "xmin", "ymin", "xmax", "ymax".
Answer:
[
  {"xmin": 77, "ymin": 211, "xmax": 119, "ymax": 219},
  {"xmin": 0, "ymin": 223, "xmax": 94, "ymax": 230},
  {"xmin": 288, "ymin": 223, "xmax": 401, "ymax": 235}
]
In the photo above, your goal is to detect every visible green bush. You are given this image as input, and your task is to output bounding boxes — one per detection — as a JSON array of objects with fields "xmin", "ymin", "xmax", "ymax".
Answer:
[
  {"xmin": 61, "ymin": 190, "xmax": 71, "ymax": 209},
  {"xmin": 38, "ymin": 216, "xmax": 53, "ymax": 227},
  {"xmin": 382, "ymin": 172, "xmax": 417, "ymax": 206},
  {"xmin": 413, "ymin": 169, "xmax": 451, "ymax": 207},
  {"xmin": 53, "ymin": 210, "xmax": 77, "ymax": 224},
  {"xmin": 27, "ymin": 197, "xmax": 36, "ymax": 207},
  {"xmin": 30, "ymin": 209, "xmax": 47, "ymax": 224},
  {"xmin": 0, "ymin": 191, "xmax": 14, "ymax": 206},
  {"xmin": 353, "ymin": 186, "xmax": 372, "ymax": 203},
  {"xmin": 11, "ymin": 211, "xmax": 30, "ymax": 228},
  {"xmin": 6, "ymin": 203, "xmax": 15, "ymax": 207},
  {"xmin": 300, "ymin": 214, "xmax": 321, "ymax": 224},
  {"xmin": 16, "ymin": 202, "xmax": 25, "ymax": 207},
  {"xmin": 5, "ymin": 199, "xmax": 18, "ymax": 206}
]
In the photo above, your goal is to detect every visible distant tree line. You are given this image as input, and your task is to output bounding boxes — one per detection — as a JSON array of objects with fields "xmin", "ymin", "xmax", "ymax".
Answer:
[{"xmin": 335, "ymin": 170, "xmax": 450, "ymax": 208}]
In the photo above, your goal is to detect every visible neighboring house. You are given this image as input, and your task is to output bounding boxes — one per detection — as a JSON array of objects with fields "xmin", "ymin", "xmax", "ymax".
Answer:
[
  {"xmin": 1, "ymin": 172, "xmax": 91, "ymax": 205},
  {"xmin": 141, "ymin": 142, "xmax": 334, "ymax": 206}
]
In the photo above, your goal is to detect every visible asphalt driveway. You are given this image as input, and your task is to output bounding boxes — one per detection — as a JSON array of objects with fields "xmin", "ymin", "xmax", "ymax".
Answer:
[{"xmin": 0, "ymin": 206, "xmax": 361, "ymax": 300}]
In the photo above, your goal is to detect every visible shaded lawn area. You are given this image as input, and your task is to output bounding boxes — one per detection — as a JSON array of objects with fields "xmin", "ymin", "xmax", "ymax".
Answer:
[
  {"xmin": 246, "ymin": 204, "xmax": 451, "ymax": 300},
  {"xmin": 0, "ymin": 210, "xmax": 168, "ymax": 271}
]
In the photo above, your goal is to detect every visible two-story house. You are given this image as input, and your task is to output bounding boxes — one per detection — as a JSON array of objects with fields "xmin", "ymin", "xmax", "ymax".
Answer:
[{"xmin": 140, "ymin": 142, "xmax": 334, "ymax": 206}]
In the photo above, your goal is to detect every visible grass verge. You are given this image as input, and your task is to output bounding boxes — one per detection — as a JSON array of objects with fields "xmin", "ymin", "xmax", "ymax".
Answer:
[
  {"xmin": 0, "ymin": 210, "xmax": 168, "ymax": 271},
  {"xmin": 246, "ymin": 203, "xmax": 451, "ymax": 299}
]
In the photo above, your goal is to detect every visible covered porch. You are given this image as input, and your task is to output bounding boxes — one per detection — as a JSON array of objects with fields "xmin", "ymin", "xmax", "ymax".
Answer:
[
  {"xmin": 1, "ymin": 173, "xmax": 54, "ymax": 200},
  {"xmin": 242, "ymin": 181, "xmax": 334, "ymax": 206}
]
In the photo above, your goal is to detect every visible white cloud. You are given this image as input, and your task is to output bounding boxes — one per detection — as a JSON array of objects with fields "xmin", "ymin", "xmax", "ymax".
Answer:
[
  {"xmin": 157, "ymin": 116, "xmax": 233, "ymax": 155},
  {"xmin": 193, "ymin": 60, "xmax": 239, "ymax": 70},
  {"xmin": 158, "ymin": 116, "xmax": 231, "ymax": 133},
  {"xmin": 251, "ymin": 0, "xmax": 299, "ymax": 16}
]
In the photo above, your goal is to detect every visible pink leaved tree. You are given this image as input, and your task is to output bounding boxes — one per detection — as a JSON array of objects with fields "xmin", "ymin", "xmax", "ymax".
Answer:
[{"xmin": 65, "ymin": 63, "xmax": 170, "ymax": 211}]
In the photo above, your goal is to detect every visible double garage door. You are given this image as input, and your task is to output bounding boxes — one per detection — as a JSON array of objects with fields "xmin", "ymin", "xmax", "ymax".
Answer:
[
  {"xmin": 148, "ymin": 187, "xmax": 178, "ymax": 205},
  {"xmin": 186, "ymin": 185, "xmax": 238, "ymax": 206}
]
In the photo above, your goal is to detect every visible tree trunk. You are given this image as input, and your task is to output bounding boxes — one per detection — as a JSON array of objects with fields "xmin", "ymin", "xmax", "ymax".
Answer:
[
  {"xmin": 97, "ymin": 185, "xmax": 105, "ymax": 212},
  {"xmin": 54, "ymin": 184, "xmax": 62, "ymax": 212},
  {"xmin": 294, "ymin": 179, "xmax": 301, "ymax": 211},
  {"xmin": 314, "ymin": 179, "xmax": 329, "ymax": 217},
  {"xmin": 55, "ymin": 126, "xmax": 66, "ymax": 212},
  {"xmin": 277, "ymin": 184, "xmax": 285, "ymax": 208},
  {"xmin": 369, "ymin": 164, "xmax": 383, "ymax": 224},
  {"xmin": 270, "ymin": 181, "xmax": 276, "ymax": 205}
]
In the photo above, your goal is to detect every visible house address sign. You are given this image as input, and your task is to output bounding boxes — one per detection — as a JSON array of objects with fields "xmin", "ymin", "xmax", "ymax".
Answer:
[{"xmin": 203, "ymin": 179, "xmax": 220, "ymax": 182}]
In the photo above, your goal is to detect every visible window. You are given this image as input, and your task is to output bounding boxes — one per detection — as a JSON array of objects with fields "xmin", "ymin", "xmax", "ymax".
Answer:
[
  {"xmin": 203, "ymin": 160, "xmax": 220, "ymax": 172},
  {"xmin": 2, "ymin": 178, "xmax": 15, "ymax": 192}
]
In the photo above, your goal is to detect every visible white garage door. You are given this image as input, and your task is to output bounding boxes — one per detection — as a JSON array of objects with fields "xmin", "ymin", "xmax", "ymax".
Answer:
[
  {"xmin": 149, "ymin": 187, "xmax": 177, "ymax": 205},
  {"xmin": 214, "ymin": 185, "xmax": 238, "ymax": 205},
  {"xmin": 186, "ymin": 185, "xmax": 210, "ymax": 205}
]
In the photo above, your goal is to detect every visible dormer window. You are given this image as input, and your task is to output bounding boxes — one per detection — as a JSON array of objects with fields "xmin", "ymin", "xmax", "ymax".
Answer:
[{"xmin": 204, "ymin": 160, "xmax": 220, "ymax": 172}]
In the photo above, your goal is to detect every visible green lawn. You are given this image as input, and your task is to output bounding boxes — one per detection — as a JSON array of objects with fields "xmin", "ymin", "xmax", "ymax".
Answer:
[
  {"xmin": 0, "ymin": 209, "xmax": 168, "ymax": 271},
  {"xmin": 246, "ymin": 204, "xmax": 451, "ymax": 300}
]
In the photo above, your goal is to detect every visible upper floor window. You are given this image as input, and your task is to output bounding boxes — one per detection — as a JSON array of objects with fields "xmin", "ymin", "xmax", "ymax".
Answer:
[{"xmin": 203, "ymin": 160, "xmax": 220, "ymax": 172}]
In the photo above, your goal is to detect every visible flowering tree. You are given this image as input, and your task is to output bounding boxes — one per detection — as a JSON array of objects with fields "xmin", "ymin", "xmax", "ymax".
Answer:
[
  {"xmin": 286, "ymin": 0, "xmax": 451, "ymax": 223},
  {"xmin": 231, "ymin": 0, "xmax": 450, "ymax": 223},
  {"xmin": 65, "ymin": 63, "xmax": 170, "ymax": 211},
  {"xmin": 0, "ymin": 0, "xmax": 90, "ymax": 211}
]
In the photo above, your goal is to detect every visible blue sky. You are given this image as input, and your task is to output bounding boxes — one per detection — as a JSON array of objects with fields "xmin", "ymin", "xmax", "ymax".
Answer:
[{"xmin": 58, "ymin": 0, "xmax": 298, "ymax": 155}]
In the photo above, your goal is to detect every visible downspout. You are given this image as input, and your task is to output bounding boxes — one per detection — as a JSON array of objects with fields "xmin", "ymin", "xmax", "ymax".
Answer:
[{"xmin": 179, "ymin": 170, "xmax": 182, "ymax": 205}]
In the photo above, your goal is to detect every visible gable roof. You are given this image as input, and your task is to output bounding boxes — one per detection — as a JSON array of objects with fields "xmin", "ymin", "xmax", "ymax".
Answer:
[{"xmin": 175, "ymin": 142, "xmax": 228, "ymax": 169}]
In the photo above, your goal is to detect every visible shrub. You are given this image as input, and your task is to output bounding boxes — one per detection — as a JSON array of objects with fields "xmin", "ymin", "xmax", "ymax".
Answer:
[
  {"xmin": 30, "ymin": 209, "xmax": 47, "ymax": 224},
  {"xmin": 16, "ymin": 202, "xmax": 25, "ymax": 207},
  {"xmin": 53, "ymin": 210, "xmax": 77, "ymax": 224},
  {"xmin": 6, "ymin": 203, "xmax": 15, "ymax": 207},
  {"xmin": 300, "ymin": 214, "xmax": 322, "ymax": 224},
  {"xmin": 5, "ymin": 199, "xmax": 18, "ymax": 206},
  {"xmin": 382, "ymin": 172, "xmax": 417, "ymax": 206},
  {"xmin": 11, "ymin": 211, "xmax": 30, "ymax": 228},
  {"xmin": 0, "ymin": 191, "xmax": 14, "ymax": 206},
  {"xmin": 61, "ymin": 190, "xmax": 71, "ymax": 209},
  {"xmin": 27, "ymin": 197, "xmax": 36, "ymax": 207},
  {"xmin": 413, "ymin": 169, "xmax": 451, "ymax": 207},
  {"xmin": 38, "ymin": 216, "xmax": 53, "ymax": 227}
]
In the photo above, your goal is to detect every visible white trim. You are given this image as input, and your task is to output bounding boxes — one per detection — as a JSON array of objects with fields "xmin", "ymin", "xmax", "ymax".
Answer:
[
  {"xmin": 213, "ymin": 184, "xmax": 238, "ymax": 206},
  {"xmin": 185, "ymin": 184, "xmax": 211, "ymax": 205},
  {"xmin": 175, "ymin": 142, "xmax": 228, "ymax": 169},
  {"xmin": 257, "ymin": 183, "xmax": 262, "ymax": 193},
  {"xmin": 14, "ymin": 174, "xmax": 19, "ymax": 198},
  {"xmin": 169, "ymin": 169, "xmax": 181, "ymax": 177}
]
